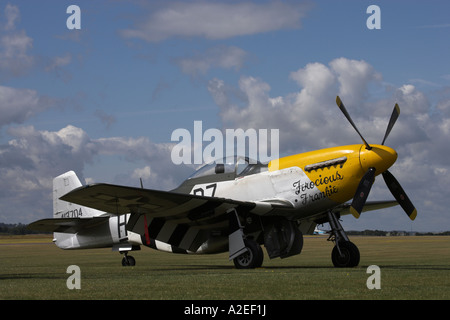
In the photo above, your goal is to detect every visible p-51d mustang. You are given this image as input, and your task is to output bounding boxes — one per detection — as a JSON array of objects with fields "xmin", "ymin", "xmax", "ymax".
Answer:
[{"xmin": 29, "ymin": 97, "xmax": 417, "ymax": 268}]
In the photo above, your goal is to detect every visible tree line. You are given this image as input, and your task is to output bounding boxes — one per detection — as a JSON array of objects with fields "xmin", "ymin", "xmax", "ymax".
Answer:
[
  {"xmin": 0, "ymin": 223, "xmax": 44, "ymax": 235},
  {"xmin": 347, "ymin": 229, "xmax": 450, "ymax": 236}
]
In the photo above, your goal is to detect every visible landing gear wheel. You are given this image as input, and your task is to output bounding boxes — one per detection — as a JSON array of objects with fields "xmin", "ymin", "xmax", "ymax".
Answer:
[
  {"xmin": 331, "ymin": 241, "xmax": 360, "ymax": 268},
  {"xmin": 121, "ymin": 255, "xmax": 136, "ymax": 266},
  {"xmin": 233, "ymin": 239, "xmax": 264, "ymax": 269}
]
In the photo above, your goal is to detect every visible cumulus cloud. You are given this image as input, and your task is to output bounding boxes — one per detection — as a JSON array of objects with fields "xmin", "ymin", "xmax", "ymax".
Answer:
[
  {"xmin": 208, "ymin": 58, "xmax": 441, "ymax": 156},
  {"xmin": 0, "ymin": 125, "xmax": 96, "ymax": 222},
  {"xmin": 329, "ymin": 58, "xmax": 382, "ymax": 108},
  {"xmin": 209, "ymin": 58, "xmax": 387, "ymax": 150},
  {"xmin": 2, "ymin": 125, "xmax": 96, "ymax": 183},
  {"xmin": 132, "ymin": 166, "xmax": 152, "ymax": 181},
  {"xmin": 120, "ymin": 1, "xmax": 311, "ymax": 42},
  {"xmin": 394, "ymin": 84, "xmax": 429, "ymax": 115},
  {"xmin": 0, "ymin": 125, "xmax": 191, "ymax": 222},
  {"xmin": 0, "ymin": 85, "xmax": 55, "ymax": 127}
]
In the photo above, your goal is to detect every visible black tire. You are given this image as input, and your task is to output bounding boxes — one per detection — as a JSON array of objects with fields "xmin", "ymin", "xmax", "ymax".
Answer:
[
  {"xmin": 233, "ymin": 239, "xmax": 264, "ymax": 269},
  {"xmin": 331, "ymin": 241, "xmax": 360, "ymax": 268},
  {"xmin": 122, "ymin": 255, "xmax": 136, "ymax": 266},
  {"xmin": 254, "ymin": 243, "xmax": 264, "ymax": 268}
]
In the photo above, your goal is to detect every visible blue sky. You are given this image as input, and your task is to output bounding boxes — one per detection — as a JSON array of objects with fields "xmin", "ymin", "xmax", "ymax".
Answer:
[{"xmin": 1, "ymin": 0, "xmax": 450, "ymax": 232}]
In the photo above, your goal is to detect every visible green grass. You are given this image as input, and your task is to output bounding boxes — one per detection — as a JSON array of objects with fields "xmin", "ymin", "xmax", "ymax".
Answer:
[{"xmin": 1, "ymin": 235, "xmax": 449, "ymax": 299}]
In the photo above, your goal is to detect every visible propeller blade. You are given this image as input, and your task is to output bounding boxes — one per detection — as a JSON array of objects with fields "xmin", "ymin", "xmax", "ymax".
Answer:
[
  {"xmin": 381, "ymin": 103, "xmax": 400, "ymax": 145},
  {"xmin": 382, "ymin": 170, "xmax": 417, "ymax": 220},
  {"xmin": 336, "ymin": 96, "xmax": 371, "ymax": 150},
  {"xmin": 350, "ymin": 167, "xmax": 376, "ymax": 218}
]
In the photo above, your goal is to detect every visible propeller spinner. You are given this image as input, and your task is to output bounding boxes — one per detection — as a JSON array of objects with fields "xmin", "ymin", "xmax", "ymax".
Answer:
[{"xmin": 335, "ymin": 96, "xmax": 417, "ymax": 220}]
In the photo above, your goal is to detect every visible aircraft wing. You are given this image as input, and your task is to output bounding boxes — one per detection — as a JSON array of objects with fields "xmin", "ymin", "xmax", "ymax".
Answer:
[
  {"xmin": 333, "ymin": 200, "xmax": 399, "ymax": 216},
  {"xmin": 59, "ymin": 183, "xmax": 296, "ymax": 252},
  {"xmin": 27, "ymin": 217, "xmax": 110, "ymax": 233},
  {"xmin": 60, "ymin": 183, "xmax": 293, "ymax": 222}
]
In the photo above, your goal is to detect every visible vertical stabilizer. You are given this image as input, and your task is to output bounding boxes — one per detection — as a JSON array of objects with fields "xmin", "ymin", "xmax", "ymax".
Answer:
[{"xmin": 53, "ymin": 171, "xmax": 105, "ymax": 218}]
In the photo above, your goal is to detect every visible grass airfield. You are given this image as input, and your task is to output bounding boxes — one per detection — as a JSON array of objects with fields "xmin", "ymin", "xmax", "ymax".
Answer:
[{"xmin": 1, "ymin": 234, "xmax": 449, "ymax": 300}]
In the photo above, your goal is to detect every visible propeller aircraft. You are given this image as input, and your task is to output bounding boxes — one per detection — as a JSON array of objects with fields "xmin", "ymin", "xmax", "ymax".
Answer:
[{"xmin": 29, "ymin": 96, "xmax": 416, "ymax": 268}]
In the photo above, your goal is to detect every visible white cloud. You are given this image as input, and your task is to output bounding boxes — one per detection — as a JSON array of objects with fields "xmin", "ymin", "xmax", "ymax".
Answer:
[
  {"xmin": 210, "ymin": 75, "xmax": 286, "ymax": 131},
  {"xmin": 120, "ymin": 1, "xmax": 310, "ymax": 42},
  {"xmin": 0, "ymin": 85, "xmax": 54, "ymax": 127},
  {"xmin": 0, "ymin": 4, "xmax": 33, "ymax": 76},
  {"xmin": 290, "ymin": 62, "xmax": 336, "ymax": 98},
  {"xmin": 0, "ymin": 124, "xmax": 191, "ymax": 223},
  {"xmin": 0, "ymin": 125, "xmax": 97, "ymax": 222},
  {"xmin": 174, "ymin": 45, "xmax": 247, "ymax": 76},
  {"xmin": 132, "ymin": 166, "xmax": 152, "ymax": 181},
  {"xmin": 4, "ymin": 4, "xmax": 19, "ymax": 30},
  {"xmin": 329, "ymin": 57, "xmax": 382, "ymax": 107},
  {"xmin": 209, "ymin": 58, "xmax": 385, "ymax": 150},
  {"xmin": 4, "ymin": 125, "xmax": 96, "ymax": 177},
  {"xmin": 394, "ymin": 84, "xmax": 429, "ymax": 115}
]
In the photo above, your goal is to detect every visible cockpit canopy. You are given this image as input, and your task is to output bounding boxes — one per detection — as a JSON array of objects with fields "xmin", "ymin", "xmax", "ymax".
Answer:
[
  {"xmin": 189, "ymin": 156, "xmax": 268, "ymax": 179},
  {"xmin": 175, "ymin": 156, "xmax": 268, "ymax": 193}
]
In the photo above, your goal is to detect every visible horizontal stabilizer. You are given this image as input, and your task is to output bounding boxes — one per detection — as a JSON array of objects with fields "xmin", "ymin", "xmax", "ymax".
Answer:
[{"xmin": 27, "ymin": 217, "xmax": 109, "ymax": 234}]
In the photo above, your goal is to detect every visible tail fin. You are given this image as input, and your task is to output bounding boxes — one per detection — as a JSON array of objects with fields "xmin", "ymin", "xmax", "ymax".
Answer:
[{"xmin": 53, "ymin": 171, "xmax": 104, "ymax": 218}]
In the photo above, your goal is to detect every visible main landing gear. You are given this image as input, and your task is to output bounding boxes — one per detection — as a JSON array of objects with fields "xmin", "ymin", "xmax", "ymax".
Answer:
[
  {"xmin": 228, "ymin": 208, "xmax": 266, "ymax": 269},
  {"xmin": 233, "ymin": 238, "xmax": 264, "ymax": 269},
  {"xmin": 327, "ymin": 211, "xmax": 360, "ymax": 268},
  {"xmin": 229, "ymin": 208, "xmax": 303, "ymax": 269}
]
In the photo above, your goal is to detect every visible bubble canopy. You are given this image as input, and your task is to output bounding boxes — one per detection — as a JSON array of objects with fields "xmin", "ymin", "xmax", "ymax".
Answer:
[{"xmin": 187, "ymin": 156, "xmax": 268, "ymax": 181}]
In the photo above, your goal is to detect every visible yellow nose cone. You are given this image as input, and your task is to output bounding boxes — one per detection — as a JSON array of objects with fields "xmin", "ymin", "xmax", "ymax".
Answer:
[{"xmin": 359, "ymin": 145, "xmax": 398, "ymax": 174}]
